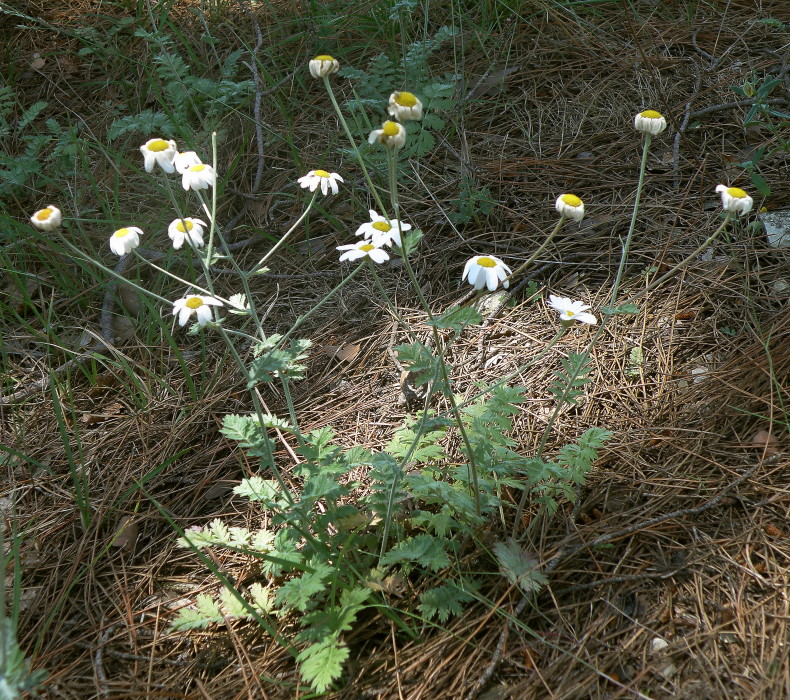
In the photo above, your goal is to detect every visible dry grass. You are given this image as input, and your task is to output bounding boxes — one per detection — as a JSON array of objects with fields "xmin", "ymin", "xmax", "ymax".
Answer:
[{"xmin": 2, "ymin": 0, "xmax": 790, "ymax": 698}]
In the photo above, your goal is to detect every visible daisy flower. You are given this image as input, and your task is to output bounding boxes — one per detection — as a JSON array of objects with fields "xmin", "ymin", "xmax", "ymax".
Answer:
[
  {"xmin": 182, "ymin": 163, "xmax": 215, "ymax": 191},
  {"xmin": 297, "ymin": 170, "xmax": 344, "ymax": 196},
  {"xmin": 309, "ymin": 55, "xmax": 340, "ymax": 79},
  {"xmin": 634, "ymin": 110, "xmax": 667, "ymax": 135},
  {"xmin": 109, "ymin": 226, "xmax": 143, "ymax": 256},
  {"xmin": 462, "ymin": 255, "xmax": 512, "ymax": 292},
  {"xmin": 140, "ymin": 138, "xmax": 177, "ymax": 173},
  {"xmin": 368, "ymin": 121, "xmax": 406, "ymax": 149},
  {"xmin": 30, "ymin": 205, "xmax": 62, "ymax": 231},
  {"xmin": 715, "ymin": 185, "xmax": 753, "ymax": 216},
  {"xmin": 388, "ymin": 91, "xmax": 423, "ymax": 121},
  {"xmin": 172, "ymin": 295, "xmax": 223, "ymax": 327},
  {"xmin": 168, "ymin": 217, "xmax": 207, "ymax": 249},
  {"xmin": 173, "ymin": 151, "xmax": 202, "ymax": 174},
  {"xmin": 337, "ymin": 240, "xmax": 390, "ymax": 264},
  {"xmin": 555, "ymin": 194, "xmax": 584, "ymax": 221},
  {"xmin": 548, "ymin": 295, "xmax": 597, "ymax": 325},
  {"xmin": 355, "ymin": 209, "xmax": 412, "ymax": 247}
]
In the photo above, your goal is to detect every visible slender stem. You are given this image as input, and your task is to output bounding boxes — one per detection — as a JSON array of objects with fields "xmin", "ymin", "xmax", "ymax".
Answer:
[
  {"xmin": 610, "ymin": 134, "xmax": 651, "ymax": 305},
  {"xmin": 131, "ymin": 250, "xmax": 231, "ymax": 304},
  {"xmin": 280, "ymin": 379, "xmax": 306, "ymax": 452},
  {"xmin": 322, "ymin": 74, "xmax": 390, "ymax": 219},
  {"xmin": 250, "ymin": 192, "xmax": 317, "ymax": 274},
  {"xmin": 504, "ymin": 215, "xmax": 566, "ymax": 284},
  {"xmin": 367, "ymin": 262, "xmax": 418, "ymax": 341}
]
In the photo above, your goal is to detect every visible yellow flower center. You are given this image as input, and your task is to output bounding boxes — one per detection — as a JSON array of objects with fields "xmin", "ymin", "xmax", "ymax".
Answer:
[
  {"xmin": 176, "ymin": 220, "xmax": 194, "ymax": 232},
  {"xmin": 565, "ymin": 310, "xmax": 574, "ymax": 317},
  {"xmin": 190, "ymin": 164, "xmax": 206, "ymax": 172},
  {"xmin": 372, "ymin": 221, "xmax": 391, "ymax": 232},
  {"xmin": 36, "ymin": 208, "xmax": 53, "ymax": 220},
  {"xmin": 115, "ymin": 228, "xmax": 130, "ymax": 237},
  {"xmin": 185, "ymin": 297, "xmax": 204, "ymax": 310},
  {"xmin": 314, "ymin": 169, "xmax": 330, "ymax": 178},
  {"xmin": 727, "ymin": 187, "xmax": 748, "ymax": 198},
  {"xmin": 640, "ymin": 110, "xmax": 662, "ymax": 119},
  {"xmin": 382, "ymin": 121, "xmax": 400, "ymax": 137},
  {"xmin": 395, "ymin": 91, "xmax": 418, "ymax": 107},
  {"xmin": 561, "ymin": 194, "xmax": 582, "ymax": 207},
  {"xmin": 314, "ymin": 55, "xmax": 334, "ymax": 61},
  {"xmin": 360, "ymin": 244, "xmax": 375, "ymax": 252},
  {"xmin": 147, "ymin": 139, "xmax": 170, "ymax": 152},
  {"xmin": 477, "ymin": 257, "xmax": 497, "ymax": 268}
]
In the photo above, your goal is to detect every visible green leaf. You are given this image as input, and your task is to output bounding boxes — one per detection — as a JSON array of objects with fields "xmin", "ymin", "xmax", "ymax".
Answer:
[
  {"xmin": 249, "ymin": 338, "xmax": 311, "ymax": 385},
  {"xmin": 381, "ymin": 534, "xmax": 450, "ymax": 572},
  {"xmin": 600, "ymin": 303, "xmax": 640, "ymax": 316},
  {"xmin": 296, "ymin": 638, "xmax": 349, "ymax": 693},
  {"xmin": 276, "ymin": 560, "xmax": 334, "ymax": 612},
  {"xmin": 750, "ymin": 171, "xmax": 771, "ymax": 197},
  {"xmin": 419, "ymin": 582, "xmax": 477, "ymax": 622},
  {"xmin": 426, "ymin": 305, "xmax": 483, "ymax": 332},
  {"xmin": 492, "ymin": 540, "xmax": 547, "ymax": 594}
]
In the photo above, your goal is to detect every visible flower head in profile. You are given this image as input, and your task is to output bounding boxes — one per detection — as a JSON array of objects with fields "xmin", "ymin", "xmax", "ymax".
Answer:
[
  {"xmin": 715, "ymin": 185, "xmax": 753, "ymax": 216},
  {"xmin": 355, "ymin": 209, "xmax": 412, "ymax": 247},
  {"xmin": 337, "ymin": 240, "xmax": 390, "ymax": 264},
  {"xmin": 173, "ymin": 151, "xmax": 202, "ymax": 174},
  {"xmin": 181, "ymin": 163, "xmax": 215, "ymax": 191},
  {"xmin": 634, "ymin": 110, "xmax": 667, "ymax": 135},
  {"xmin": 172, "ymin": 295, "xmax": 223, "ymax": 327},
  {"xmin": 555, "ymin": 193, "xmax": 585, "ymax": 221},
  {"xmin": 368, "ymin": 121, "xmax": 406, "ymax": 149},
  {"xmin": 462, "ymin": 255, "xmax": 512, "ymax": 292},
  {"xmin": 548, "ymin": 295, "xmax": 597, "ymax": 325},
  {"xmin": 298, "ymin": 170, "xmax": 344, "ymax": 196},
  {"xmin": 168, "ymin": 217, "xmax": 207, "ymax": 249},
  {"xmin": 140, "ymin": 138, "xmax": 177, "ymax": 173},
  {"xmin": 388, "ymin": 91, "xmax": 423, "ymax": 121},
  {"xmin": 109, "ymin": 227, "xmax": 143, "ymax": 256},
  {"xmin": 30, "ymin": 205, "xmax": 62, "ymax": 231},
  {"xmin": 309, "ymin": 55, "xmax": 340, "ymax": 79}
]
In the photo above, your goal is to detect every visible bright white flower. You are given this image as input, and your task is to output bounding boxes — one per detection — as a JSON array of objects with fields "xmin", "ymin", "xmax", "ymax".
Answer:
[
  {"xmin": 462, "ymin": 255, "xmax": 512, "ymax": 292},
  {"xmin": 172, "ymin": 295, "xmax": 223, "ymax": 327},
  {"xmin": 181, "ymin": 163, "xmax": 216, "ymax": 191},
  {"xmin": 337, "ymin": 240, "xmax": 390, "ymax": 264},
  {"xmin": 168, "ymin": 217, "xmax": 207, "ymax": 249},
  {"xmin": 173, "ymin": 151, "xmax": 202, "ymax": 174},
  {"xmin": 109, "ymin": 226, "xmax": 143, "ymax": 256},
  {"xmin": 355, "ymin": 209, "xmax": 412, "ymax": 247},
  {"xmin": 548, "ymin": 295, "xmax": 597, "ymax": 325},
  {"xmin": 388, "ymin": 91, "xmax": 423, "ymax": 121},
  {"xmin": 368, "ymin": 120, "xmax": 406, "ymax": 149},
  {"xmin": 634, "ymin": 110, "xmax": 667, "ymax": 135},
  {"xmin": 555, "ymin": 193, "xmax": 584, "ymax": 221},
  {"xmin": 309, "ymin": 55, "xmax": 340, "ymax": 79},
  {"xmin": 297, "ymin": 170, "xmax": 344, "ymax": 196},
  {"xmin": 140, "ymin": 138, "xmax": 177, "ymax": 173},
  {"xmin": 30, "ymin": 205, "xmax": 62, "ymax": 231},
  {"xmin": 715, "ymin": 184, "xmax": 753, "ymax": 216}
]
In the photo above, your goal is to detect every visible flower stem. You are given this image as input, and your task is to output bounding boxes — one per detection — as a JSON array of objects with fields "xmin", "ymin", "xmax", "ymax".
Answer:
[
  {"xmin": 250, "ymin": 192, "xmax": 317, "ymax": 275},
  {"xmin": 504, "ymin": 214, "xmax": 566, "ymax": 284}
]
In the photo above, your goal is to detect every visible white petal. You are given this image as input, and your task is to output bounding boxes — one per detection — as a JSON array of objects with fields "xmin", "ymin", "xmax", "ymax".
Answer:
[
  {"xmin": 485, "ymin": 267, "xmax": 498, "ymax": 291},
  {"xmin": 369, "ymin": 248, "xmax": 389, "ymax": 263},
  {"xmin": 178, "ymin": 306, "xmax": 191, "ymax": 326}
]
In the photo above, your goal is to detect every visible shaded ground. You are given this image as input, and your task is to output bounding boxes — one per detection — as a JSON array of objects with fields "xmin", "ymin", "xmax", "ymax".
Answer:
[{"xmin": 2, "ymin": 0, "xmax": 790, "ymax": 698}]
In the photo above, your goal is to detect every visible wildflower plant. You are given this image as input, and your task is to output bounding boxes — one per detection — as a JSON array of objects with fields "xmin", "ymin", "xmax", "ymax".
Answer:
[{"xmin": 29, "ymin": 45, "xmax": 761, "ymax": 695}]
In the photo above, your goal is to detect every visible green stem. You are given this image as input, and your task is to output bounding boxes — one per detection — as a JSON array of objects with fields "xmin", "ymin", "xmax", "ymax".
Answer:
[
  {"xmin": 250, "ymin": 192, "xmax": 317, "ymax": 275},
  {"xmin": 367, "ymin": 261, "xmax": 418, "ymax": 341},
  {"xmin": 280, "ymin": 378, "xmax": 306, "ymax": 452},
  {"xmin": 610, "ymin": 134, "xmax": 651, "ymax": 305},
  {"xmin": 504, "ymin": 214, "xmax": 567, "ymax": 284},
  {"xmin": 322, "ymin": 74, "xmax": 390, "ymax": 219}
]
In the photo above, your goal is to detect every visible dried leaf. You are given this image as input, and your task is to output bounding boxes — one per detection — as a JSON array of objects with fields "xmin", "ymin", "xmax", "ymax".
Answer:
[
  {"xmin": 320, "ymin": 343, "xmax": 361, "ymax": 363},
  {"xmin": 111, "ymin": 516, "xmax": 139, "ymax": 551}
]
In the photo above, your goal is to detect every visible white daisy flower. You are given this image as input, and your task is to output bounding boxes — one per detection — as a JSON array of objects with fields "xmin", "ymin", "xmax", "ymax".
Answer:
[
  {"xmin": 109, "ymin": 226, "xmax": 144, "ymax": 256},
  {"xmin": 634, "ymin": 110, "xmax": 667, "ymax": 135},
  {"xmin": 140, "ymin": 138, "xmax": 177, "ymax": 173},
  {"xmin": 309, "ymin": 55, "xmax": 340, "ymax": 79},
  {"xmin": 355, "ymin": 209, "xmax": 412, "ymax": 247},
  {"xmin": 548, "ymin": 295, "xmax": 597, "ymax": 325},
  {"xmin": 173, "ymin": 151, "xmax": 202, "ymax": 174},
  {"xmin": 368, "ymin": 120, "xmax": 406, "ymax": 149},
  {"xmin": 337, "ymin": 240, "xmax": 390, "ymax": 264},
  {"xmin": 555, "ymin": 193, "xmax": 585, "ymax": 221},
  {"xmin": 181, "ymin": 163, "xmax": 216, "ymax": 191},
  {"xmin": 715, "ymin": 185, "xmax": 753, "ymax": 216},
  {"xmin": 388, "ymin": 91, "xmax": 423, "ymax": 121},
  {"xmin": 297, "ymin": 170, "xmax": 344, "ymax": 196},
  {"xmin": 168, "ymin": 217, "xmax": 207, "ymax": 249},
  {"xmin": 172, "ymin": 295, "xmax": 223, "ymax": 327},
  {"xmin": 30, "ymin": 205, "xmax": 62, "ymax": 231},
  {"xmin": 462, "ymin": 255, "xmax": 512, "ymax": 292}
]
